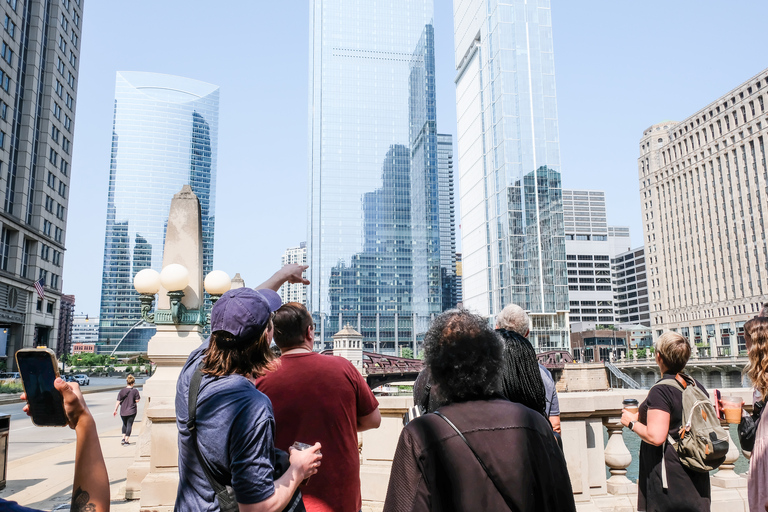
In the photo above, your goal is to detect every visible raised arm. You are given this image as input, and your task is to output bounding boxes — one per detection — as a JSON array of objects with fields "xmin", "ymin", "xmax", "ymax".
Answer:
[
  {"xmin": 255, "ymin": 264, "xmax": 309, "ymax": 292},
  {"xmin": 23, "ymin": 379, "xmax": 110, "ymax": 511}
]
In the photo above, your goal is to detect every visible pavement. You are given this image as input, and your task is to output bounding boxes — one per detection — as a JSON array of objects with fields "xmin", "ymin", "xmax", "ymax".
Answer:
[{"xmin": 0, "ymin": 382, "xmax": 147, "ymax": 511}]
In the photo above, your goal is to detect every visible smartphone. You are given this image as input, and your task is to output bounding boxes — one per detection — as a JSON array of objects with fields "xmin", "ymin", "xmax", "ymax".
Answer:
[
  {"xmin": 714, "ymin": 389, "xmax": 724, "ymax": 420},
  {"xmin": 15, "ymin": 348, "xmax": 67, "ymax": 427}
]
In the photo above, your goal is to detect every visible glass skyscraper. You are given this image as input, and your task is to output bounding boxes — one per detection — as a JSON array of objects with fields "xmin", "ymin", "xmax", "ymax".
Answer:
[
  {"xmin": 453, "ymin": 0, "xmax": 569, "ymax": 350},
  {"xmin": 98, "ymin": 72, "xmax": 219, "ymax": 351},
  {"xmin": 437, "ymin": 134, "xmax": 458, "ymax": 311},
  {"xmin": 308, "ymin": 0, "xmax": 444, "ymax": 354}
]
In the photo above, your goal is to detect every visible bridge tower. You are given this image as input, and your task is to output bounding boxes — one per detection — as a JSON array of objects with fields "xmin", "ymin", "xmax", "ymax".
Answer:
[{"xmin": 333, "ymin": 324, "xmax": 364, "ymax": 374}]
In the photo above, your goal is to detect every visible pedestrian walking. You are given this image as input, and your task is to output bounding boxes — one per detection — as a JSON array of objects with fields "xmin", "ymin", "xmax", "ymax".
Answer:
[{"xmin": 113, "ymin": 374, "xmax": 140, "ymax": 445}]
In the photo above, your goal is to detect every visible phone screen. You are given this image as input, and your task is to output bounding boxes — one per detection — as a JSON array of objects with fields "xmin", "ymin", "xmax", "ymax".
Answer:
[{"xmin": 16, "ymin": 349, "xmax": 67, "ymax": 426}]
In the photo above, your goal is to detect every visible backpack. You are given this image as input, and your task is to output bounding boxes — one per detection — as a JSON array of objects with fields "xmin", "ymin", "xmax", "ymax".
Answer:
[{"xmin": 653, "ymin": 374, "xmax": 729, "ymax": 488}]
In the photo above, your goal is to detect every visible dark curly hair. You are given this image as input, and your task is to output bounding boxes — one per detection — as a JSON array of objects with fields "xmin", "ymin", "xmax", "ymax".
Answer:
[
  {"xmin": 424, "ymin": 310, "xmax": 502, "ymax": 404},
  {"xmin": 497, "ymin": 328, "xmax": 547, "ymax": 418}
]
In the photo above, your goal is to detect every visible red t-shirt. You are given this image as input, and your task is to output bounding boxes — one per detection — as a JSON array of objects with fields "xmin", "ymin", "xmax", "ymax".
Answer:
[{"xmin": 255, "ymin": 352, "xmax": 379, "ymax": 512}]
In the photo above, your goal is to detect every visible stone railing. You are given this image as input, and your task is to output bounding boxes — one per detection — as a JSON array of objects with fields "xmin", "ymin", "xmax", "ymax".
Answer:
[{"xmin": 361, "ymin": 389, "xmax": 755, "ymax": 512}]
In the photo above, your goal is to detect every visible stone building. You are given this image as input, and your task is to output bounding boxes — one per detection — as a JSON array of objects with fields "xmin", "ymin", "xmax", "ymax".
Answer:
[
  {"xmin": 639, "ymin": 67, "xmax": 768, "ymax": 354},
  {"xmin": 611, "ymin": 247, "xmax": 651, "ymax": 327},
  {"xmin": 0, "ymin": 0, "xmax": 83, "ymax": 368}
]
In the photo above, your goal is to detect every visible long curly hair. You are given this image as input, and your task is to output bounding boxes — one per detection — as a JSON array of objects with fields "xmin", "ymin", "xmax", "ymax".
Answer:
[
  {"xmin": 424, "ymin": 310, "xmax": 502, "ymax": 404},
  {"xmin": 746, "ymin": 317, "xmax": 768, "ymax": 397},
  {"xmin": 496, "ymin": 329, "xmax": 547, "ymax": 418}
]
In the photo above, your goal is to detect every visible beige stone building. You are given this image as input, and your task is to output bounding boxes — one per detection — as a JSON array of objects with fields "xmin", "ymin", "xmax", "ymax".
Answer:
[{"xmin": 639, "ymin": 68, "xmax": 768, "ymax": 355}]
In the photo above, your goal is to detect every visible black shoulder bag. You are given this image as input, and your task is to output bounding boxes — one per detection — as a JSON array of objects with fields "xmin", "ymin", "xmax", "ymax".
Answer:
[
  {"xmin": 433, "ymin": 411, "xmax": 515, "ymax": 511},
  {"xmin": 738, "ymin": 399, "xmax": 764, "ymax": 452},
  {"xmin": 187, "ymin": 365, "xmax": 305, "ymax": 512}
]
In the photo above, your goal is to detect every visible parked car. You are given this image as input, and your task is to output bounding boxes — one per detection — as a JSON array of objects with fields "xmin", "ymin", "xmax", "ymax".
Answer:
[
  {"xmin": 73, "ymin": 374, "xmax": 89, "ymax": 386},
  {"xmin": 64, "ymin": 375, "xmax": 76, "ymax": 383},
  {"xmin": 0, "ymin": 372, "xmax": 20, "ymax": 381}
]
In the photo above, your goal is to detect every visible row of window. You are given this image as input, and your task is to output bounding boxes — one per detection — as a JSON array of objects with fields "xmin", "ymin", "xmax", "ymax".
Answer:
[{"xmin": 0, "ymin": 226, "xmax": 62, "ymax": 289}]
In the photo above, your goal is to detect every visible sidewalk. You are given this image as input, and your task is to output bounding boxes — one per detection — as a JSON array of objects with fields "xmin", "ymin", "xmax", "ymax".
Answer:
[{"xmin": 1, "ymin": 420, "xmax": 144, "ymax": 511}]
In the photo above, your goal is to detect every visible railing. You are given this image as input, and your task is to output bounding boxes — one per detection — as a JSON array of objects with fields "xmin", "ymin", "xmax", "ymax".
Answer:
[
  {"xmin": 604, "ymin": 362, "xmax": 642, "ymax": 389},
  {"xmin": 360, "ymin": 389, "xmax": 754, "ymax": 512}
]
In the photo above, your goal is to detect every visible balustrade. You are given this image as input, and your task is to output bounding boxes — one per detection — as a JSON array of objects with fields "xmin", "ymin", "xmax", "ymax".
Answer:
[{"xmin": 360, "ymin": 389, "xmax": 755, "ymax": 512}]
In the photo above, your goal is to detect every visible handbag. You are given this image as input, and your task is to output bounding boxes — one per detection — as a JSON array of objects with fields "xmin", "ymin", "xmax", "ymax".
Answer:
[
  {"xmin": 187, "ymin": 364, "xmax": 305, "ymax": 512},
  {"xmin": 738, "ymin": 399, "xmax": 764, "ymax": 452}
]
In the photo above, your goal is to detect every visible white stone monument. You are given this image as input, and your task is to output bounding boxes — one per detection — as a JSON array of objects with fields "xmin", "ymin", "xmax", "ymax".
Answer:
[{"xmin": 333, "ymin": 324, "xmax": 364, "ymax": 374}]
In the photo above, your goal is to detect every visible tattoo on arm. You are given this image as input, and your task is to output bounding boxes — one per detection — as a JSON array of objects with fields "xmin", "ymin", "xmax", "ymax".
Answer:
[{"xmin": 71, "ymin": 486, "xmax": 97, "ymax": 512}]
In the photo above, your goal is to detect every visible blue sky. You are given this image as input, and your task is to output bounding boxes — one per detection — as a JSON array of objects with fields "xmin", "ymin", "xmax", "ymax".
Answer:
[{"xmin": 64, "ymin": 1, "xmax": 768, "ymax": 315}]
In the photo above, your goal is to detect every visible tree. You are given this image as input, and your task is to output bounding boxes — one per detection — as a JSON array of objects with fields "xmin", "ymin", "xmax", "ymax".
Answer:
[{"xmin": 400, "ymin": 347, "xmax": 414, "ymax": 359}]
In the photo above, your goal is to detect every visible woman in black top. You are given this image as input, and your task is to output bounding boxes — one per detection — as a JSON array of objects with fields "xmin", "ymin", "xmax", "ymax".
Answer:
[
  {"xmin": 113, "ymin": 374, "xmax": 140, "ymax": 445},
  {"xmin": 621, "ymin": 332, "xmax": 710, "ymax": 512}
]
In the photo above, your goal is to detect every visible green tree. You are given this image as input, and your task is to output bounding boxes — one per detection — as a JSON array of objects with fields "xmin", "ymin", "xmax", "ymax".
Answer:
[{"xmin": 400, "ymin": 347, "xmax": 414, "ymax": 359}]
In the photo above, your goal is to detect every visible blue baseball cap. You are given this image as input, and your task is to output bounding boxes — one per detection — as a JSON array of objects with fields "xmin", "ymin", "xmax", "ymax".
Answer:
[{"xmin": 210, "ymin": 288, "xmax": 282, "ymax": 343}]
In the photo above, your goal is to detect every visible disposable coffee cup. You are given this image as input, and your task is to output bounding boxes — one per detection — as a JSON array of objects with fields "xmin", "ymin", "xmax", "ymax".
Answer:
[
  {"xmin": 622, "ymin": 398, "xmax": 639, "ymax": 413},
  {"xmin": 721, "ymin": 396, "xmax": 743, "ymax": 424}
]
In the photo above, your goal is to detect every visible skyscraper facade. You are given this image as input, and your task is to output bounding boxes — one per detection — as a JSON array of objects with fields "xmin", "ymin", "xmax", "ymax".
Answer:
[
  {"xmin": 0, "ymin": 0, "xmax": 83, "ymax": 368},
  {"xmin": 453, "ymin": 0, "xmax": 568, "ymax": 350},
  {"xmin": 308, "ymin": 0, "xmax": 444, "ymax": 353},
  {"xmin": 437, "ymin": 133, "xmax": 458, "ymax": 311},
  {"xmin": 611, "ymin": 247, "xmax": 650, "ymax": 327},
  {"xmin": 98, "ymin": 72, "xmax": 218, "ymax": 350},
  {"xmin": 640, "ymin": 68, "xmax": 768, "ymax": 355}
]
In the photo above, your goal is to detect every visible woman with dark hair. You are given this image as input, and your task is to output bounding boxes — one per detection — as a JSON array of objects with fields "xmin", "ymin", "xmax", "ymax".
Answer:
[
  {"xmin": 384, "ymin": 310, "xmax": 575, "ymax": 512},
  {"xmin": 496, "ymin": 328, "xmax": 547, "ymax": 418}
]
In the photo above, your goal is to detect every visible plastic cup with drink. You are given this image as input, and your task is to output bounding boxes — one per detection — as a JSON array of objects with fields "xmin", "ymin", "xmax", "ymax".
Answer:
[
  {"xmin": 720, "ymin": 396, "xmax": 743, "ymax": 424},
  {"xmin": 622, "ymin": 398, "xmax": 639, "ymax": 414}
]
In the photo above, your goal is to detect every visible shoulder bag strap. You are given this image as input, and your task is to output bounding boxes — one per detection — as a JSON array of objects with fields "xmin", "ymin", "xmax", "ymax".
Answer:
[
  {"xmin": 433, "ymin": 411, "xmax": 515, "ymax": 512},
  {"xmin": 650, "ymin": 374, "xmax": 684, "ymax": 490},
  {"xmin": 187, "ymin": 364, "xmax": 239, "ymax": 511}
]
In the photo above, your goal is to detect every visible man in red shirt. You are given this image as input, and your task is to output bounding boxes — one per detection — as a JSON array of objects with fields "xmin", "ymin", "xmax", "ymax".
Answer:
[{"xmin": 255, "ymin": 303, "xmax": 381, "ymax": 512}]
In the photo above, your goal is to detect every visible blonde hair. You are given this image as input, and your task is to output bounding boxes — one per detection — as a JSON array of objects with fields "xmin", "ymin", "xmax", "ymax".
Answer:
[
  {"xmin": 746, "ymin": 318, "xmax": 768, "ymax": 397},
  {"xmin": 126, "ymin": 374, "xmax": 135, "ymax": 386},
  {"xmin": 496, "ymin": 304, "xmax": 530, "ymax": 336},
  {"xmin": 655, "ymin": 331, "xmax": 691, "ymax": 374}
]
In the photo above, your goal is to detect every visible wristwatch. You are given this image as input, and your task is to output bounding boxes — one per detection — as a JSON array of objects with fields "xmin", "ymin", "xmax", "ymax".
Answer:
[{"xmin": 628, "ymin": 420, "xmax": 636, "ymax": 431}]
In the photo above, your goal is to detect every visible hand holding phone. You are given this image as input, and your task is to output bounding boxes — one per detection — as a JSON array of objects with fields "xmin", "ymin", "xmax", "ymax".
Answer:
[
  {"xmin": 714, "ymin": 389, "xmax": 724, "ymax": 420},
  {"xmin": 16, "ymin": 348, "xmax": 67, "ymax": 426}
]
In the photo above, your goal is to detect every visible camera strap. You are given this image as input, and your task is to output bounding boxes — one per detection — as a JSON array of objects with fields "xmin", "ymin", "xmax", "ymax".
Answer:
[{"xmin": 187, "ymin": 363, "xmax": 239, "ymax": 511}]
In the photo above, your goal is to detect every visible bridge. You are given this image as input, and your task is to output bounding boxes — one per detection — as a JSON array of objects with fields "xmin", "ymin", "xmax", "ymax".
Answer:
[{"xmin": 612, "ymin": 354, "xmax": 749, "ymax": 388}]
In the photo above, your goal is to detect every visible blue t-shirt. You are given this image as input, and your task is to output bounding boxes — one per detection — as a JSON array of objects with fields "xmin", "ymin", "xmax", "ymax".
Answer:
[
  {"xmin": 538, "ymin": 364, "xmax": 560, "ymax": 416},
  {"xmin": 175, "ymin": 341, "xmax": 276, "ymax": 510},
  {"xmin": 0, "ymin": 499, "xmax": 41, "ymax": 511}
]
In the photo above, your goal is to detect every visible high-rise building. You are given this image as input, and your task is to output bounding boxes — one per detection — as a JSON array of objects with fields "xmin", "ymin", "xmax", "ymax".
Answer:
[
  {"xmin": 611, "ymin": 247, "xmax": 650, "ymax": 327},
  {"xmin": 437, "ymin": 134, "xmax": 458, "ymax": 311},
  {"xmin": 562, "ymin": 190, "xmax": 615, "ymax": 327},
  {"xmin": 455, "ymin": 252, "xmax": 463, "ymax": 308},
  {"xmin": 98, "ymin": 72, "xmax": 219, "ymax": 351},
  {"xmin": 453, "ymin": 0, "xmax": 568, "ymax": 350},
  {"xmin": 639, "ymin": 68, "xmax": 768, "ymax": 355},
  {"xmin": 72, "ymin": 313, "xmax": 98, "ymax": 345},
  {"xmin": 279, "ymin": 242, "xmax": 308, "ymax": 305},
  {"xmin": 56, "ymin": 294, "xmax": 75, "ymax": 358},
  {"xmin": 308, "ymin": 0, "xmax": 446, "ymax": 353},
  {"xmin": 0, "ymin": 0, "xmax": 83, "ymax": 367}
]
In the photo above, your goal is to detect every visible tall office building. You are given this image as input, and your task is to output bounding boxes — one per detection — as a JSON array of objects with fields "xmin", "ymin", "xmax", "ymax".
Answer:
[
  {"xmin": 56, "ymin": 294, "xmax": 75, "ymax": 358},
  {"xmin": 98, "ymin": 72, "xmax": 218, "ymax": 351},
  {"xmin": 279, "ymin": 242, "xmax": 308, "ymax": 305},
  {"xmin": 0, "ymin": 0, "xmax": 83, "ymax": 367},
  {"xmin": 453, "ymin": 0, "xmax": 568, "ymax": 350},
  {"xmin": 309, "ymin": 0, "xmax": 446, "ymax": 353},
  {"xmin": 640, "ymin": 68, "xmax": 768, "ymax": 355},
  {"xmin": 437, "ymin": 133, "xmax": 458, "ymax": 311},
  {"xmin": 562, "ymin": 190, "xmax": 615, "ymax": 327},
  {"xmin": 611, "ymin": 247, "xmax": 650, "ymax": 327}
]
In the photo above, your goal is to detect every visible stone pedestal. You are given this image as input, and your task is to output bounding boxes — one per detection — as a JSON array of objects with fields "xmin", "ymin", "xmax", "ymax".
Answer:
[
  {"xmin": 124, "ymin": 185, "xmax": 204, "ymax": 502},
  {"xmin": 711, "ymin": 420, "xmax": 747, "ymax": 488},
  {"xmin": 603, "ymin": 418, "xmax": 637, "ymax": 495}
]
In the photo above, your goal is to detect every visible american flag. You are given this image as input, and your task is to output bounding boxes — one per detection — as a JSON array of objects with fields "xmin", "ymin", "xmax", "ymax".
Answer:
[{"xmin": 34, "ymin": 278, "xmax": 45, "ymax": 300}]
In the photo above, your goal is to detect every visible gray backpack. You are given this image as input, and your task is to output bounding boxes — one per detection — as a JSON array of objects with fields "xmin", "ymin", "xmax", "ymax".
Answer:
[{"xmin": 654, "ymin": 374, "xmax": 729, "ymax": 488}]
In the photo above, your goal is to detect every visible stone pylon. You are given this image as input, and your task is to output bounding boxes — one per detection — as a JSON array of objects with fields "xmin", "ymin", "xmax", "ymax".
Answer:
[{"xmin": 124, "ymin": 185, "xmax": 205, "ymax": 510}]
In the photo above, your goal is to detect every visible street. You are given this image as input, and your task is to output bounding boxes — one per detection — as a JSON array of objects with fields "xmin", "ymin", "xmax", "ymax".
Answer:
[{"xmin": 1, "ymin": 378, "xmax": 145, "ymax": 462}]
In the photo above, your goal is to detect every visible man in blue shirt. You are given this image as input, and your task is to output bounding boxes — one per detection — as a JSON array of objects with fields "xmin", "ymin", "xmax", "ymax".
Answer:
[{"xmin": 175, "ymin": 264, "xmax": 322, "ymax": 511}]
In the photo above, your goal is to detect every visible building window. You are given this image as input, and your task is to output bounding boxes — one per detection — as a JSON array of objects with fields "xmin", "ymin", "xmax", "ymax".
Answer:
[
  {"xmin": 58, "ymin": 35, "xmax": 66, "ymax": 53},
  {"xmin": 3, "ymin": 15, "xmax": 15, "ymax": 38},
  {"xmin": 58, "ymin": 181, "xmax": 66, "ymax": 198},
  {"xmin": 20, "ymin": 238, "xmax": 31, "ymax": 278},
  {"xmin": 69, "ymin": 51, "xmax": 76, "ymax": 68},
  {"xmin": 54, "ymin": 226, "xmax": 62, "ymax": 242},
  {"xmin": 60, "ymin": 160, "xmax": 68, "ymax": 176},
  {"xmin": 59, "ymin": 13, "xmax": 68, "ymax": 31},
  {"xmin": 46, "ymin": 301, "xmax": 54, "ymax": 314},
  {"xmin": 64, "ymin": 115, "xmax": 72, "ymax": 132},
  {"xmin": 53, "ymin": 103, "xmax": 61, "ymax": 119},
  {"xmin": 0, "ymin": 227, "xmax": 11, "ymax": 271},
  {"xmin": 62, "ymin": 137, "xmax": 70, "ymax": 154}
]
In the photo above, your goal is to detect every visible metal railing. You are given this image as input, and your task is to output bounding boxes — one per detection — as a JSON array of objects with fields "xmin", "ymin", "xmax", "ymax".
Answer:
[{"xmin": 605, "ymin": 361, "xmax": 642, "ymax": 389}]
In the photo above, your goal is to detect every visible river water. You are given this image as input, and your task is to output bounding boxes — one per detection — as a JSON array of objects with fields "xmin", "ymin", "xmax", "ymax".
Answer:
[{"xmin": 612, "ymin": 423, "xmax": 749, "ymax": 482}]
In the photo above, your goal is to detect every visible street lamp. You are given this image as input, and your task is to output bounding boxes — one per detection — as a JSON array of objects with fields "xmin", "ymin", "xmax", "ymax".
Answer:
[{"xmin": 133, "ymin": 266, "xmax": 232, "ymax": 326}]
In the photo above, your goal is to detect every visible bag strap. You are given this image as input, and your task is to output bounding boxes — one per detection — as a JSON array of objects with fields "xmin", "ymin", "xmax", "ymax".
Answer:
[
  {"xmin": 433, "ymin": 411, "xmax": 515, "ymax": 511},
  {"xmin": 650, "ymin": 374, "xmax": 686, "ymax": 491},
  {"xmin": 187, "ymin": 363, "xmax": 239, "ymax": 511}
]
